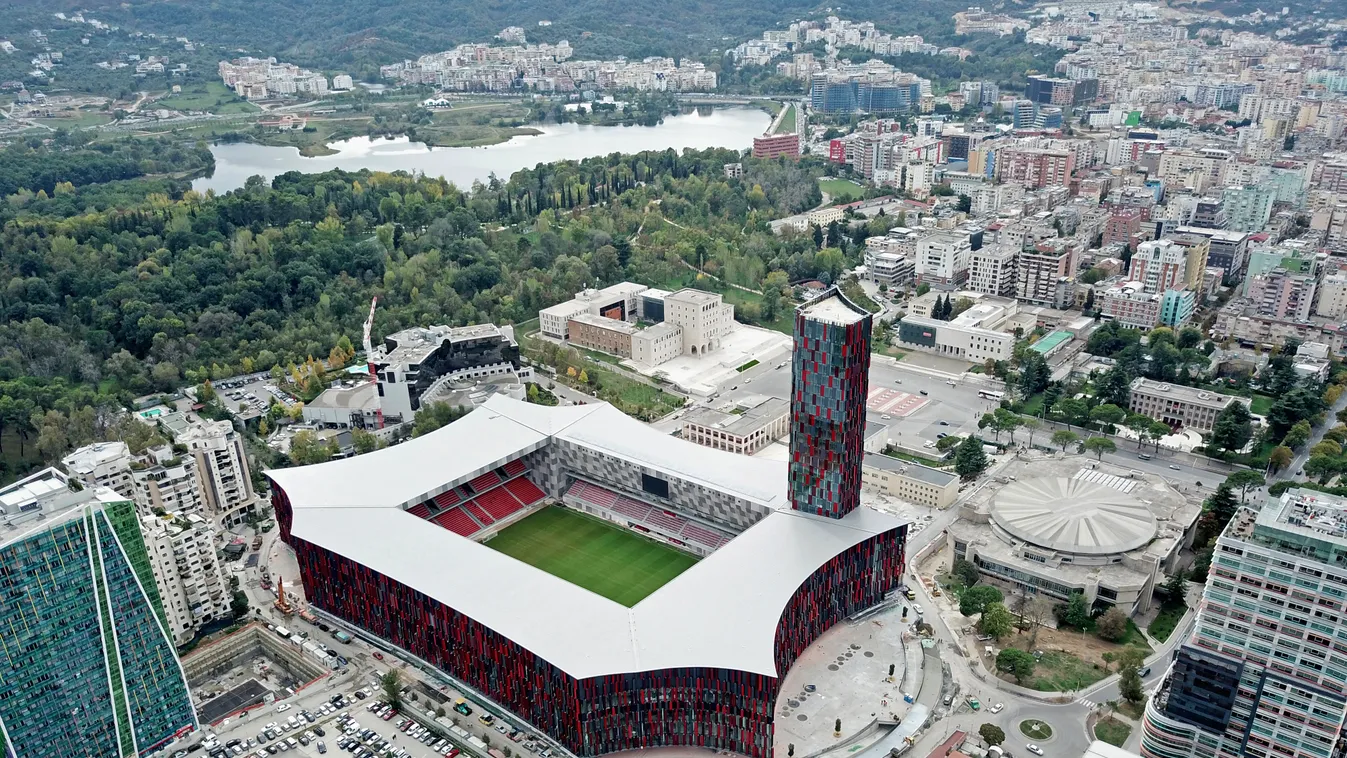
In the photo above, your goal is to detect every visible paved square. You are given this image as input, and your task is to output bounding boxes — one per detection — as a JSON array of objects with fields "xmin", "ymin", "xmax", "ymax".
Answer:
[{"xmin": 866, "ymin": 388, "xmax": 929, "ymax": 417}]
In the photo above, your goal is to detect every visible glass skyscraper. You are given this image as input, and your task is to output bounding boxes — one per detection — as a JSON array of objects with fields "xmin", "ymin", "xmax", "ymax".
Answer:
[
  {"xmin": 788, "ymin": 288, "xmax": 872, "ymax": 519},
  {"xmin": 0, "ymin": 469, "xmax": 197, "ymax": 758},
  {"xmin": 1142, "ymin": 488, "xmax": 1347, "ymax": 758}
]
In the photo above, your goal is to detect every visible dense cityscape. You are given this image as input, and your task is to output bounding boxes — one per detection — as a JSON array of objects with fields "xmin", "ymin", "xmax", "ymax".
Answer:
[{"xmin": 0, "ymin": 2, "xmax": 1346, "ymax": 758}]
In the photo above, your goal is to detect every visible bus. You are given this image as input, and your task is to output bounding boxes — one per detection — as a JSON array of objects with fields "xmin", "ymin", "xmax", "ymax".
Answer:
[{"xmin": 977, "ymin": 389, "xmax": 1005, "ymax": 401}]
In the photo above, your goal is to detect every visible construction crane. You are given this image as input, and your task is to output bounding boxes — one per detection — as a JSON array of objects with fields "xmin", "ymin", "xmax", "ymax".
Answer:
[{"xmin": 362, "ymin": 297, "xmax": 384, "ymax": 429}]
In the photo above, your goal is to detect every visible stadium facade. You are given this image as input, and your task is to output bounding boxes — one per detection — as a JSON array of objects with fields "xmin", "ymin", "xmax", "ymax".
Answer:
[
  {"xmin": 0, "ymin": 469, "xmax": 197, "ymax": 758},
  {"xmin": 268, "ymin": 288, "xmax": 907, "ymax": 758}
]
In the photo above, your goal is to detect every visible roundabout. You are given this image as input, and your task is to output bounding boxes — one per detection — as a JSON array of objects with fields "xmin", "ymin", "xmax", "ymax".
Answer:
[{"xmin": 1020, "ymin": 719, "xmax": 1054, "ymax": 741}]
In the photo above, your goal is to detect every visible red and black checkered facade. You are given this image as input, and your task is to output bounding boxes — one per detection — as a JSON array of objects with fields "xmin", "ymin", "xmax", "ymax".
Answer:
[
  {"xmin": 273, "ymin": 490, "xmax": 905, "ymax": 758},
  {"xmin": 788, "ymin": 292, "xmax": 873, "ymax": 519}
]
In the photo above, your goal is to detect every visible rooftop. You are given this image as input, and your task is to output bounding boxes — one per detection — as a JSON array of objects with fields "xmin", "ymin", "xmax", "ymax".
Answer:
[
  {"xmin": 666, "ymin": 288, "xmax": 723, "ymax": 306},
  {"xmin": 569, "ymin": 313, "xmax": 639, "ymax": 334},
  {"xmin": 374, "ymin": 323, "xmax": 514, "ymax": 366},
  {"xmin": 268, "ymin": 396, "xmax": 906, "ymax": 680},
  {"xmin": 1030, "ymin": 330, "xmax": 1073, "ymax": 354},
  {"xmin": 1129, "ymin": 378, "xmax": 1242, "ymax": 410},
  {"xmin": 1256, "ymin": 488, "xmax": 1347, "ymax": 543},
  {"xmin": 862, "ymin": 453, "xmax": 957, "ymax": 487},
  {"xmin": 991, "ymin": 477, "xmax": 1157, "ymax": 556},
  {"xmin": 798, "ymin": 287, "xmax": 870, "ymax": 326},
  {"xmin": 308, "ymin": 381, "xmax": 379, "ymax": 411},
  {"xmin": 62, "ymin": 440, "xmax": 131, "ymax": 475},
  {"xmin": 0, "ymin": 468, "xmax": 129, "ymax": 548},
  {"xmin": 682, "ymin": 397, "xmax": 789, "ymax": 439}
]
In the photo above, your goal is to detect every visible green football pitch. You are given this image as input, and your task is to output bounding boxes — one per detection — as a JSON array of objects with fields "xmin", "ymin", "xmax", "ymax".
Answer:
[{"xmin": 484, "ymin": 506, "xmax": 699, "ymax": 606}]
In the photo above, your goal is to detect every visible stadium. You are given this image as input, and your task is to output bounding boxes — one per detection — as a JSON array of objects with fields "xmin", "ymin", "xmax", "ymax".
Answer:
[{"xmin": 267, "ymin": 290, "xmax": 909, "ymax": 758}]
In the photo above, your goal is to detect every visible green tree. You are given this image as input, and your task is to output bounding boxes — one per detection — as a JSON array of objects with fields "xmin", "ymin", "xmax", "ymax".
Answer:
[
  {"xmin": 1084, "ymin": 436, "xmax": 1117, "ymax": 460},
  {"xmin": 351, "ymin": 428, "xmax": 384, "ymax": 455},
  {"xmin": 1058, "ymin": 592, "xmax": 1091, "ymax": 629},
  {"xmin": 979, "ymin": 724, "xmax": 1006, "ymax": 746},
  {"xmin": 955, "ymin": 435, "xmax": 989, "ymax": 480},
  {"xmin": 1305, "ymin": 455, "xmax": 1339, "ymax": 483},
  {"xmin": 953, "ymin": 559, "xmax": 980, "ymax": 587},
  {"xmin": 996, "ymin": 649, "xmax": 1037, "ymax": 684},
  {"xmin": 1119, "ymin": 666, "xmax": 1145, "ymax": 704},
  {"xmin": 960, "ymin": 585, "xmax": 1005, "ymax": 617},
  {"xmin": 1125, "ymin": 414, "xmax": 1153, "ymax": 448},
  {"xmin": 1089, "ymin": 403, "xmax": 1127, "ymax": 432},
  {"xmin": 289, "ymin": 431, "xmax": 337, "ymax": 465},
  {"xmin": 980, "ymin": 602, "xmax": 1014, "ymax": 640},
  {"xmin": 916, "ymin": 283, "xmax": 931, "ymax": 297},
  {"xmin": 1200, "ymin": 483, "xmax": 1240, "ymax": 536},
  {"xmin": 1052, "ymin": 398, "xmax": 1090, "ymax": 426},
  {"xmin": 1209, "ymin": 402, "xmax": 1253, "ymax": 454},
  {"xmin": 1283, "ymin": 420, "xmax": 1312, "ymax": 450},
  {"xmin": 1269, "ymin": 445, "xmax": 1294, "ymax": 473},
  {"xmin": 1095, "ymin": 607, "xmax": 1128, "ymax": 642},
  {"xmin": 1052, "ymin": 429, "xmax": 1080, "ymax": 452},
  {"xmin": 1312, "ymin": 440, "xmax": 1342, "ymax": 458},
  {"xmin": 412, "ymin": 402, "xmax": 470, "ymax": 438},
  {"xmin": 936, "ymin": 434, "xmax": 963, "ymax": 453},
  {"xmin": 1225, "ymin": 471, "xmax": 1265, "ymax": 502},
  {"xmin": 381, "ymin": 669, "xmax": 402, "ymax": 710},
  {"xmin": 1163, "ymin": 570, "xmax": 1187, "ymax": 603}
]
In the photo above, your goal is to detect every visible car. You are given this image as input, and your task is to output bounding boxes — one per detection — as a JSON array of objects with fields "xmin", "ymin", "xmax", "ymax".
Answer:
[
  {"xmin": 937, "ymin": 432, "xmax": 948, "ymax": 439},
  {"xmin": 1169, "ymin": 464, "xmax": 1181, "ymax": 470},
  {"xmin": 776, "ymin": 362, "xmax": 786, "ymax": 370},
  {"xmin": 919, "ymin": 390, "xmax": 929, "ymax": 396},
  {"xmin": 314, "ymin": 727, "xmax": 326, "ymax": 738},
  {"xmin": 316, "ymin": 742, "xmax": 327, "ymax": 755},
  {"xmin": 354, "ymin": 690, "xmax": 367, "ymax": 700},
  {"xmin": 1138, "ymin": 666, "xmax": 1152, "ymax": 677},
  {"xmin": 730, "ymin": 385, "xmax": 738, "ymax": 391},
  {"xmin": 989, "ymin": 703, "xmax": 1004, "ymax": 714},
  {"xmin": 894, "ymin": 379, "xmax": 902, "ymax": 384},
  {"xmin": 479, "ymin": 714, "xmax": 496, "ymax": 726},
  {"xmin": 946, "ymin": 380, "xmax": 957, "ymax": 386},
  {"xmin": 942, "ymin": 695, "xmax": 952, "ymax": 706},
  {"xmin": 881, "ymin": 414, "xmax": 892, "ymax": 420},
  {"xmin": 371, "ymin": 652, "xmax": 384, "ymax": 661},
  {"xmin": 276, "ymin": 704, "xmax": 291, "ymax": 713},
  {"xmin": 912, "ymin": 604, "xmax": 924, "ymax": 615},
  {"xmin": 1138, "ymin": 453, "xmax": 1153, "ymax": 460},
  {"xmin": 967, "ymin": 697, "xmax": 980, "ymax": 710},
  {"xmin": 382, "ymin": 710, "xmax": 397, "ymax": 721},
  {"xmin": 939, "ymin": 420, "xmax": 949, "ymax": 426},
  {"xmin": 1027, "ymin": 745, "xmax": 1044, "ymax": 756}
]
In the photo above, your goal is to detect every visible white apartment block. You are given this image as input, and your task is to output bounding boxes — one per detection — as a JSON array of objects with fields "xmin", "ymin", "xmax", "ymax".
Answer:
[
  {"xmin": 869, "ymin": 252, "xmax": 915, "ymax": 287},
  {"xmin": 140, "ymin": 512, "xmax": 230, "ymax": 645},
  {"xmin": 967, "ymin": 245, "xmax": 1017, "ymax": 297},
  {"xmin": 179, "ymin": 419, "xmax": 259, "ymax": 528},
  {"xmin": 1129, "ymin": 239, "xmax": 1188, "ymax": 294},
  {"xmin": 133, "ymin": 445, "xmax": 207, "ymax": 517},
  {"xmin": 1316, "ymin": 274, "xmax": 1347, "ymax": 319},
  {"xmin": 62, "ymin": 441, "xmax": 135, "ymax": 500},
  {"xmin": 917, "ymin": 232, "xmax": 972, "ymax": 285}
]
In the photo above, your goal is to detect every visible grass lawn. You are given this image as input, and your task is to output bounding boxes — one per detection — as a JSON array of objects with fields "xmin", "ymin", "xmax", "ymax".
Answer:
[
  {"xmin": 155, "ymin": 81, "xmax": 259, "ymax": 114},
  {"xmin": 818, "ymin": 178, "xmax": 864, "ymax": 202},
  {"xmin": 485, "ymin": 506, "xmax": 698, "ymax": 606},
  {"xmin": 1020, "ymin": 720, "xmax": 1053, "ymax": 740},
  {"xmin": 1093, "ymin": 717, "xmax": 1132, "ymax": 748},
  {"xmin": 1148, "ymin": 603, "xmax": 1186, "ymax": 642},
  {"xmin": 1250, "ymin": 394, "xmax": 1273, "ymax": 416},
  {"xmin": 36, "ymin": 110, "xmax": 113, "ymax": 129},
  {"xmin": 1116, "ymin": 700, "xmax": 1145, "ymax": 720},
  {"xmin": 1026, "ymin": 651, "xmax": 1109, "ymax": 692},
  {"xmin": 775, "ymin": 104, "xmax": 796, "ymax": 134}
]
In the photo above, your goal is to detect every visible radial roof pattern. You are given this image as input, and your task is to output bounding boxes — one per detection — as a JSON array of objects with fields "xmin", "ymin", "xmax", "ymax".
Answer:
[{"xmin": 990, "ymin": 478, "xmax": 1157, "ymax": 555}]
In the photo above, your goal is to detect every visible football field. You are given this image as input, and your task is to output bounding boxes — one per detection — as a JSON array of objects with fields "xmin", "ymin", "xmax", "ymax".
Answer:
[{"xmin": 484, "ymin": 506, "xmax": 698, "ymax": 606}]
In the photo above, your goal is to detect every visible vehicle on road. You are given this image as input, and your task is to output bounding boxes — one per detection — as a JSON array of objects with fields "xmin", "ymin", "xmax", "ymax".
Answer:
[
  {"xmin": 977, "ymin": 389, "xmax": 1004, "ymax": 401},
  {"xmin": 276, "ymin": 704, "xmax": 291, "ymax": 713},
  {"xmin": 371, "ymin": 652, "xmax": 384, "ymax": 660},
  {"xmin": 1138, "ymin": 453, "xmax": 1152, "ymax": 460},
  {"xmin": 946, "ymin": 380, "xmax": 957, "ymax": 386},
  {"xmin": 1027, "ymin": 745, "xmax": 1044, "ymax": 755},
  {"xmin": 882, "ymin": 414, "xmax": 892, "ymax": 420},
  {"xmin": 1139, "ymin": 666, "xmax": 1151, "ymax": 677},
  {"xmin": 967, "ymin": 697, "xmax": 980, "ymax": 710},
  {"xmin": 913, "ymin": 604, "xmax": 924, "ymax": 615},
  {"xmin": 939, "ymin": 420, "xmax": 949, "ymax": 425},
  {"xmin": 989, "ymin": 703, "xmax": 1004, "ymax": 714},
  {"xmin": 1169, "ymin": 464, "xmax": 1181, "ymax": 470},
  {"xmin": 919, "ymin": 390, "xmax": 929, "ymax": 396},
  {"xmin": 894, "ymin": 379, "xmax": 902, "ymax": 384},
  {"xmin": 454, "ymin": 699, "xmax": 473, "ymax": 716}
]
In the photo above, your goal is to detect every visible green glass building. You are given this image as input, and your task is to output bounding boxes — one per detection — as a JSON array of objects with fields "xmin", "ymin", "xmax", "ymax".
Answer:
[{"xmin": 0, "ymin": 469, "xmax": 197, "ymax": 757}]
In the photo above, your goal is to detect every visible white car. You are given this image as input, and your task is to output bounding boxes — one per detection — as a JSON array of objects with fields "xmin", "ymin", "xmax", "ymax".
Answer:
[
  {"xmin": 1027, "ymin": 745, "xmax": 1044, "ymax": 756},
  {"xmin": 276, "ymin": 703, "xmax": 292, "ymax": 713},
  {"xmin": 989, "ymin": 703, "xmax": 1004, "ymax": 714},
  {"xmin": 912, "ymin": 604, "xmax": 924, "ymax": 615}
]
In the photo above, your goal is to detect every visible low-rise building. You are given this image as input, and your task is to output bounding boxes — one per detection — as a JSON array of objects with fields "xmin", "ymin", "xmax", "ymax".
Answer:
[
  {"xmin": 680, "ymin": 397, "xmax": 790, "ymax": 456},
  {"xmin": 860, "ymin": 453, "xmax": 959, "ymax": 508},
  {"xmin": 567, "ymin": 313, "xmax": 638, "ymax": 357},
  {"xmin": 664, "ymin": 288, "xmax": 735, "ymax": 358},
  {"xmin": 1213, "ymin": 301, "xmax": 1347, "ymax": 353},
  {"xmin": 62, "ymin": 441, "xmax": 135, "ymax": 499},
  {"xmin": 369, "ymin": 322, "xmax": 521, "ymax": 422},
  {"xmin": 539, "ymin": 282, "xmax": 649, "ymax": 338},
  {"xmin": 894, "ymin": 296, "xmax": 1019, "ymax": 361},
  {"xmin": 1128, "ymin": 378, "xmax": 1245, "ymax": 435},
  {"xmin": 752, "ymin": 133, "xmax": 800, "ymax": 159},
  {"xmin": 631, "ymin": 322, "xmax": 683, "ymax": 367},
  {"xmin": 869, "ymin": 252, "xmax": 915, "ymax": 287}
]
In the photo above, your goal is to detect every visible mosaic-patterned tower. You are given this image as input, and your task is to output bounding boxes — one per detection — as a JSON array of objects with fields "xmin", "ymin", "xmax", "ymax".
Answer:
[{"xmin": 788, "ymin": 287, "xmax": 872, "ymax": 519}]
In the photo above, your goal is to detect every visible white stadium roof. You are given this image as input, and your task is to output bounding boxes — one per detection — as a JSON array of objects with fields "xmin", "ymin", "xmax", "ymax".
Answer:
[
  {"xmin": 268, "ymin": 395, "xmax": 906, "ymax": 680},
  {"xmin": 990, "ymin": 477, "xmax": 1157, "ymax": 556}
]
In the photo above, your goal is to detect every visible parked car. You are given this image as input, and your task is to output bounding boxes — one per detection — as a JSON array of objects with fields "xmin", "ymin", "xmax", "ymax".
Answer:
[{"xmin": 1027, "ymin": 746, "xmax": 1044, "ymax": 756}]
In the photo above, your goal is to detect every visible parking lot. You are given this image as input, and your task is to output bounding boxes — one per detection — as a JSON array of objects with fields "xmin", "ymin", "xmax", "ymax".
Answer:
[{"xmin": 213, "ymin": 373, "xmax": 299, "ymax": 423}]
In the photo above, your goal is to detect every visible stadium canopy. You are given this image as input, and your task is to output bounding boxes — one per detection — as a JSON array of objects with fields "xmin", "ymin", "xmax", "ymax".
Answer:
[
  {"xmin": 990, "ymin": 477, "xmax": 1158, "ymax": 556},
  {"xmin": 268, "ymin": 396, "xmax": 906, "ymax": 680}
]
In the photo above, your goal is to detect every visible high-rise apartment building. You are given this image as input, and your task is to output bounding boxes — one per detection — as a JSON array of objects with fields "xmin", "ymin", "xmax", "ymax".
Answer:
[
  {"xmin": 1016, "ymin": 246, "xmax": 1076, "ymax": 306},
  {"xmin": 997, "ymin": 147, "xmax": 1075, "ymax": 188},
  {"xmin": 65, "ymin": 440, "xmax": 207, "ymax": 518},
  {"xmin": 140, "ymin": 512, "xmax": 231, "ymax": 645},
  {"xmin": 967, "ymin": 245, "xmax": 1018, "ymax": 297},
  {"xmin": 179, "ymin": 419, "xmax": 260, "ymax": 527},
  {"xmin": 62, "ymin": 441, "xmax": 136, "ymax": 499},
  {"xmin": 917, "ymin": 232, "xmax": 973, "ymax": 285},
  {"xmin": 1129, "ymin": 240, "xmax": 1190, "ymax": 294},
  {"xmin": 0, "ymin": 469, "xmax": 197, "ymax": 757},
  {"xmin": 1142, "ymin": 488, "xmax": 1347, "ymax": 758},
  {"xmin": 1222, "ymin": 184, "xmax": 1276, "ymax": 232},
  {"xmin": 789, "ymin": 289, "xmax": 872, "ymax": 519}
]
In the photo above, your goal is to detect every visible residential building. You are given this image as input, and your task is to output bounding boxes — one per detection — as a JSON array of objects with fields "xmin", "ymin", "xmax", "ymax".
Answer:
[
  {"xmin": 681, "ymin": 398, "xmax": 790, "ymax": 456},
  {"xmin": 1128, "ymin": 240, "xmax": 1189, "ymax": 294},
  {"xmin": 869, "ymin": 252, "xmax": 916, "ymax": 287},
  {"xmin": 1017, "ymin": 246, "xmax": 1075, "ymax": 306},
  {"xmin": 1222, "ymin": 184, "xmax": 1276, "ymax": 233},
  {"xmin": 1168, "ymin": 227, "xmax": 1250, "ymax": 282},
  {"xmin": 1213, "ymin": 303, "xmax": 1347, "ymax": 353},
  {"xmin": 133, "ymin": 446, "xmax": 207, "ymax": 517},
  {"xmin": 997, "ymin": 147, "xmax": 1075, "ymax": 189},
  {"xmin": 917, "ymin": 232, "xmax": 972, "ymax": 285},
  {"xmin": 1128, "ymin": 378, "xmax": 1245, "ymax": 435},
  {"xmin": 1248, "ymin": 267, "xmax": 1318, "ymax": 321},
  {"xmin": 1142, "ymin": 488, "xmax": 1347, "ymax": 758},
  {"xmin": 62, "ymin": 441, "xmax": 136, "ymax": 499},
  {"xmin": 1315, "ymin": 273, "xmax": 1347, "ymax": 319},
  {"xmin": 1104, "ymin": 207, "xmax": 1143, "ymax": 246},
  {"xmin": 332, "ymin": 73, "xmax": 353, "ymax": 90},
  {"xmin": 724, "ymin": 163, "xmax": 744, "ymax": 179},
  {"xmin": 1024, "ymin": 75, "xmax": 1098, "ymax": 106},
  {"xmin": 664, "ymin": 288, "xmax": 735, "ymax": 358},
  {"xmin": 540, "ymin": 282, "xmax": 649, "ymax": 338},
  {"xmin": 1160, "ymin": 289, "xmax": 1198, "ymax": 328},
  {"xmin": 140, "ymin": 511, "xmax": 230, "ymax": 645},
  {"xmin": 789, "ymin": 289, "xmax": 872, "ymax": 519},
  {"xmin": 967, "ymin": 245, "xmax": 1017, "ymax": 297},
  {"xmin": 0, "ymin": 469, "xmax": 197, "ymax": 757},
  {"xmin": 631, "ymin": 322, "xmax": 683, "ymax": 367},
  {"xmin": 895, "ymin": 298, "xmax": 1020, "ymax": 361},
  {"xmin": 178, "ymin": 419, "xmax": 260, "ymax": 528},
  {"xmin": 567, "ymin": 313, "xmax": 638, "ymax": 358},
  {"xmin": 809, "ymin": 69, "xmax": 927, "ymax": 114},
  {"xmin": 1099, "ymin": 282, "xmax": 1163, "ymax": 329},
  {"xmin": 752, "ymin": 133, "xmax": 800, "ymax": 159},
  {"xmin": 860, "ymin": 454, "xmax": 959, "ymax": 508}
]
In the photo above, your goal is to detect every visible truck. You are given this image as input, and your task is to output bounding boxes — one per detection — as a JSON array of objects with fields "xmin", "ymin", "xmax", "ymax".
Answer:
[{"xmin": 332, "ymin": 630, "xmax": 353, "ymax": 644}]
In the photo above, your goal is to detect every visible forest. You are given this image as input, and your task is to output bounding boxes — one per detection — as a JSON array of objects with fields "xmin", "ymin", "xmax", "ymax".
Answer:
[{"xmin": 0, "ymin": 135, "xmax": 882, "ymax": 483}]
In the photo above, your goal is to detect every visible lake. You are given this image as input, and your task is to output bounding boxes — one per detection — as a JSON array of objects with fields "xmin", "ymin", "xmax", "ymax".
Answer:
[{"xmin": 193, "ymin": 107, "xmax": 771, "ymax": 194}]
